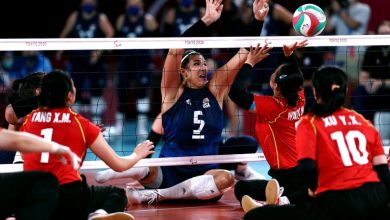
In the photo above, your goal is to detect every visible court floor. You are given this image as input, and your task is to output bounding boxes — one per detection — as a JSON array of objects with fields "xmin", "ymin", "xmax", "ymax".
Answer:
[{"xmin": 83, "ymin": 172, "xmax": 246, "ymax": 220}]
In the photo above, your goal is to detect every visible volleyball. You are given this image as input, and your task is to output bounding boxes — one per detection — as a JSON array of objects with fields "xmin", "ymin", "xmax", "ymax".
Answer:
[{"xmin": 292, "ymin": 4, "xmax": 326, "ymax": 37}]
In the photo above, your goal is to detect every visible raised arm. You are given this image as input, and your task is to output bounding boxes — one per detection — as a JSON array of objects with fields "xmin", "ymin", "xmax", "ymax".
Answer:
[
  {"xmin": 161, "ymin": 0, "xmax": 223, "ymax": 111},
  {"xmin": 228, "ymin": 44, "xmax": 272, "ymax": 112}
]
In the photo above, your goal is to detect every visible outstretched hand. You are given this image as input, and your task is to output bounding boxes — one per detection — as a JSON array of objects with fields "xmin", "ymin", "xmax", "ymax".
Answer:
[
  {"xmin": 202, "ymin": 0, "xmax": 223, "ymax": 26},
  {"xmin": 253, "ymin": 0, "xmax": 270, "ymax": 21},
  {"xmin": 133, "ymin": 140, "xmax": 155, "ymax": 159},
  {"xmin": 283, "ymin": 40, "xmax": 309, "ymax": 57},
  {"xmin": 246, "ymin": 43, "xmax": 273, "ymax": 66}
]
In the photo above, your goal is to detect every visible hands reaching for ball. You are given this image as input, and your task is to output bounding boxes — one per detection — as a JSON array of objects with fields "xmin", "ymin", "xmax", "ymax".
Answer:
[
  {"xmin": 283, "ymin": 40, "xmax": 309, "ymax": 57},
  {"xmin": 201, "ymin": 0, "xmax": 224, "ymax": 26},
  {"xmin": 245, "ymin": 43, "xmax": 273, "ymax": 67}
]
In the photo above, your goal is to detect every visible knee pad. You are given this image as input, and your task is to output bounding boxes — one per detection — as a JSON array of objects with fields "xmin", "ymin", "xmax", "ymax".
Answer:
[{"xmin": 189, "ymin": 175, "xmax": 221, "ymax": 200}]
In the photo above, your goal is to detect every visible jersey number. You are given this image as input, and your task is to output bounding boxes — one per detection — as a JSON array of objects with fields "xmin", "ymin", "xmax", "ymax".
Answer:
[
  {"xmin": 192, "ymin": 111, "xmax": 205, "ymax": 139},
  {"xmin": 40, "ymin": 128, "xmax": 54, "ymax": 163},
  {"xmin": 331, "ymin": 130, "xmax": 368, "ymax": 166}
]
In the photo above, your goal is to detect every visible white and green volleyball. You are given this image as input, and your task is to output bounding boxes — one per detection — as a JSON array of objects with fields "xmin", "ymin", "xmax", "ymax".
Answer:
[{"xmin": 292, "ymin": 4, "xmax": 326, "ymax": 37}]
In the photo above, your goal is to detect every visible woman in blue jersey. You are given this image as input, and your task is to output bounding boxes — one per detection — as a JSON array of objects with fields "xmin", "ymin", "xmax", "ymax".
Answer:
[{"xmin": 95, "ymin": 0, "xmax": 270, "ymax": 204}]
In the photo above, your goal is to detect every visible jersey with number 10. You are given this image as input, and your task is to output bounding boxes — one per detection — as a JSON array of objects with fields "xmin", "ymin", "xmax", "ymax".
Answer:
[
  {"xmin": 20, "ymin": 107, "xmax": 100, "ymax": 185},
  {"xmin": 296, "ymin": 108, "xmax": 384, "ymax": 194}
]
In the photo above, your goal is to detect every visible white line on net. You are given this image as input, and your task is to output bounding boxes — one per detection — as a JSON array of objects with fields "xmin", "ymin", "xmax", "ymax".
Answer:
[
  {"xmin": 0, "ymin": 35, "xmax": 388, "ymax": 51},
  {"xmin": 0, "ymin": 145, "xmax": 388, "ymax": 173},
  {"xmin": 0, "ymin": 153, "xmax": 265, "ymax": 173}
]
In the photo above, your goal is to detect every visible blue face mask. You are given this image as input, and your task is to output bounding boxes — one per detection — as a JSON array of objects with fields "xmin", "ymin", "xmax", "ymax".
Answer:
[
  {"xmin": 127, "ymin": 6, "xmax": 140, "ymax": 16},
  {"xmin": 82, "ymin": 4, "xmax": 95, "ymax": 13},
  {"xmin": 2, "ymin": 59, "xmax": 13, "ymax": 69},
  {"xmin": 180, "ymin": 0, "xmax": 192, "ymax": 8}
]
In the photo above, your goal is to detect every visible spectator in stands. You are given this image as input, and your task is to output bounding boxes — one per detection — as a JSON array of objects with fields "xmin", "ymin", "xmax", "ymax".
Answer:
[
  {"xmin": 352, "ymin": 19, "xmax": 390, "ymax": 145},
  {"xmin": 57, "ymin": 0, "xmax": 114, "ymax": 124},
  {"xmin": 325, "ymin": 0, "xmax": 371, "ymax": 81},
  {"xmin": 0, "ymin": 51, "xmax": 21, "ymax": 89},
  {"xmin": 111, "ymin": 0, "xmax": 160, "ymax": 137},
  {"xmin": 18, "ymin": 51, "xmax": 52, "ymax": 78},
  {"xmin": 160, "ymin": 0, "xmax": 204, "ymax": 37}
]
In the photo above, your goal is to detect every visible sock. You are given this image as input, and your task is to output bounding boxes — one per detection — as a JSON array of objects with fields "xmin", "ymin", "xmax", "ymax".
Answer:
[
  {"xmin": 157, "ymin": 175, "xmax": 222, "ymax": 201},
  {"xmin": 95, "ymin": 167, "xmax": 149, "ymax": 183}
]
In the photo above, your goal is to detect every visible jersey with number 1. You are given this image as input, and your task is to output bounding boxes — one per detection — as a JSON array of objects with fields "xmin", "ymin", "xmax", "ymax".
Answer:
[
  {"xmin": 296, "ymin": 108, "xmax": 383, "ymax": 195},
  {"xmin": 20, "ymin": 107, "xmax": 100, "ymax": 185},
  {"xmin": 162, "ymin": 87, "xmax": 223, "ymax": 172}
]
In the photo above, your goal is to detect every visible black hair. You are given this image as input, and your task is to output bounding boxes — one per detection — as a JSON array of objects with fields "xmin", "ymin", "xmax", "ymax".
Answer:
[
  {"xmin": 180, "ymin": 50, "xmax": 202, "ymax": 68},
  {"xmin": 8, "ymin": 72, "xmax": 45, "ymax": 104},
  {"xmin": 311, "ymin": 65, "xmax": 348, "ymax": 116},
  {"xmin": 38, "ymin": 69, "xmax": 73, "ymax": 108},
  {"xmin": 275, "ymin": 63, "xmax": 304, "ymax": 107}
]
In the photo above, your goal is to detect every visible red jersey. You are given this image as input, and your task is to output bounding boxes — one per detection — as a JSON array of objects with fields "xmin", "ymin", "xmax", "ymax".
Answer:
[
  {"xmin": 253, "ymin": 90, "xmax": 305, "ymax": 170},
  {"xmin": 20, "ymin": 107, "xmax": 100, "ymax": 185},
  {"xmin": 296, "ymin": 108, "xmax": 384, "ymax": 195}
]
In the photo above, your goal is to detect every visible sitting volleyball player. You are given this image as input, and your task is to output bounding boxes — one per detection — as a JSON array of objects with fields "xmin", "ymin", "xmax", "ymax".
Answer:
[
  {"xmin": 244, "ymin": 66, "xmax": 390, "ymax": 220},
  {"xmin": 20, "ymin": 70, "xmax": 155, "ymax": 220},
  {"xmin": 95, "ymin": 0, "xmax": 270, "ymax": 205}
]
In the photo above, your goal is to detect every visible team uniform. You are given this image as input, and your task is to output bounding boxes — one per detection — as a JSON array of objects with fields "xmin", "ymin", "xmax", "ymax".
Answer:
[
  {"xmin": 235, "ymin": 90, "xmax": 309, "ymax": 204},
  {"xmin": 0, "ymin": 129, "xmax": 59, "ymax": 220},
  {"xmin": 20, "ymin": 107, "xmax": 127, "ymax": 220},
  {"xmin": 294, "ymin": 108, "xmax": 388, "ymax": 219},
  {"xmin": 160, "ymin": 87, "xmax": 223, "ymax": 188},
  {"xmin": 244, "ymin": 108, "xmax": 389, "ymax": 220}
]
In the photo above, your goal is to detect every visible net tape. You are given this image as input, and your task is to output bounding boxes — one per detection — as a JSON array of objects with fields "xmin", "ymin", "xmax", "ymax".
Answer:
[{"xmin": 0, "ymin": 35, "xmax": 388, "ymax": 51}]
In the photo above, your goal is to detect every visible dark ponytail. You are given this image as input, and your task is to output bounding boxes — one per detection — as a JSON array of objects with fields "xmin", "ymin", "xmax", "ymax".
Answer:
[
  {"xmin": 8, "ymin": 72, "xmax": 45, "ymax": 104},
  {"xmin": 275, "ymin": 63, "xmax": 304, "ymax": 107},
  {"xmin": 311, "ymin": 66, "xmax": 348, "ymax": 116}
]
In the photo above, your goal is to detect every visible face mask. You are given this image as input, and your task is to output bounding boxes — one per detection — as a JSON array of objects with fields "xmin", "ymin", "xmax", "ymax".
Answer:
[
  {"xmin": 180, "ymin": 0, "xmax": 192, "ymax": 8},
  {"xmin": 82, "ymin": 3, "xmax": 95, "ymax": 13},
  {"xmin": 127, "ymin": 6, "xmax": 140, "ymax": 16},
  {"xmin": 2, "ymin": 59, "xmax": 13, "ymax": 69}
]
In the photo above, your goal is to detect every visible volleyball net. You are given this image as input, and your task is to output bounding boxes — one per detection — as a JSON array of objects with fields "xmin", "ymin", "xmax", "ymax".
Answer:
[{"xmin": 0, "ymin": 35, "xmax": 389, "ymax": 171}]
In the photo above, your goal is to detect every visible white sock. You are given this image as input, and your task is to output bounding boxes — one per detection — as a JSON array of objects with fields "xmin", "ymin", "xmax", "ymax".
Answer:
[
  {"xmin": 95, "ymin": 167, "xmax": 149, "ymax": 183},
  {"xmin": 157, "ymin": 175, "xmax": 222, "ymax": 201}
]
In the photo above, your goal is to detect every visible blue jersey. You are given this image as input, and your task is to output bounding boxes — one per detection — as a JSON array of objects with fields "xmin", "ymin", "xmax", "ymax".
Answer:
[
  {"xmin": 173, "ymin": 8, "xmax": 201, "ymax": 36},
  {"xmin": 70, "ymin": 12, "xmax": 105, "ymax": 38},
  {"xmin": 160, "ymin": 87, "xmax": 223, "ymax": 186}
]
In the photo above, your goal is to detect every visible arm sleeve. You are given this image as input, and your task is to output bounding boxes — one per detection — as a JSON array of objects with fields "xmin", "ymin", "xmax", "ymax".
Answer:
[
  {"xmin": 12, "ymin": 96, "xmax": 39, "ymax": 118},
  {"xmin": 298, "ymin": 158, "xmax": 318, "ymax": 191},
  {"xmin": 228, "ymin": 63, "xmax": 254, "ymax": 110},
  {"xmin": 373, "ymin": 164, "xmax": 390, "ymax": 192},
  {"xmin": 181, "ymin": 19, "xmax": 212, "ymax": 37},
  {"xmin": 145, "ymin": 129, "xmax": 163, "ymax": 158}
]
